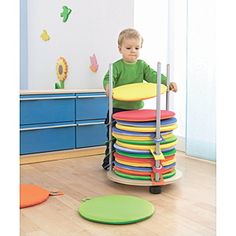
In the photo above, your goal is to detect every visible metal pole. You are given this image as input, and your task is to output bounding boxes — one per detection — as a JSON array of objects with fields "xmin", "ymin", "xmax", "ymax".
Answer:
[
  {"xmin": 155, "ymin": 62, "xmax": 161, "ymax": 181},
  {"xmin": 166, "ymin": 64, "xmax": 170, "ymax": 110},
  {"xmin": 108, "ymin": 63, "xmax": 113, "ymax": 171}
]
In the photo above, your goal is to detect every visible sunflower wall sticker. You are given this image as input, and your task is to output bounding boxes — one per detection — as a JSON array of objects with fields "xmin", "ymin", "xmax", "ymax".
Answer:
[{"xmin": 55, "ymin": 57, "xmax": 68, "ymax": 89}]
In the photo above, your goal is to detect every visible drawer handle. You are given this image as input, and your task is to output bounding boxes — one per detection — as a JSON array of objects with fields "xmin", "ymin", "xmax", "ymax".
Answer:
[
  {"xmin": 77, "ymin": 95, "xmax": 106, "ymax": 99},
  {"xmin": 20, "ymin": 124, "xmax": 77, "ymax": 131},
  {"xmin": 77, "ymin": 122, "xmax": 104, "ymax": 126},
  {"xmin": 20, "ymin": 96, "xmax": 76, "ymax": 101}
]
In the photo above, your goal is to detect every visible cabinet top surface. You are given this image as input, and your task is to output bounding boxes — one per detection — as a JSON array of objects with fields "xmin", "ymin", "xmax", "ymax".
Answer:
[{"xmin": 20, "ymin": 89, "xmax": 105, "ymax": 95}]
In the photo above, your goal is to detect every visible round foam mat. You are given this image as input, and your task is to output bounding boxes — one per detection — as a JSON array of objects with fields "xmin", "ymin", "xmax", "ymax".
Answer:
[
  {"xmin": 115, "ymin": 162, "xmax": 152, "ymax": 172},
  {"xmin": 112, "ymin": 127, "xmax": 156, "ymax": 137},
  {"xmin": 114, "ymin": 143, "xmax": 175, "ymax": 154},
  {"xmin": 116, "ymin": 140, "xmax": 177, "ymax": 151},
  {"xmin": 112, "ymin": 83, "xmax": 167, "ymax": 101},
  {"xmin": 20, "ymin": 184, "xmax": 50, "ymax": 208},
  {"xmin": 78, "ymin": 195, "xmax": 155, "ymax": 224},
  {"xmin": 113, "ymin": 132, "xmax": 154, "ymax": 141},
  {"xmin": 116, "ymin": 148, "xmax": 176, "ymax": 159},
  {"xmin": 117, "ymin": 117, "xmax": 177, "ymax": 127},
  {"xmin": 115, "ymin": 158, "xmax": 176, "ymax": 168},
  {"xmin": 114, "ymin": 152, "xmax": 176, "ymax": 166},
  {"xmin": 115, "ymin": 157, "xmax": 176, "ymax": 168},
  {"xmin": 117, "ymin": 139, "xmax": 155, "ymax": 145},
  {"xmin": 112, "ymin": 131, "xmax": 173, "ymax": 142},
  {"xmin": 114, "ymin": 166, "xmax": 153, "ymax": 177},
  {"xmin": 114, "ymin": 169, "xmax": 176, "ymax": 180},
  {"xmin": 116, "ymin": 123, "xmax": 178, "ymax": 133},
  {"xmin": 113, "ymin": 109, "xmax": 175, "ymax": 121},
  {"xmin": 115, "ymin": 135, "xmax": 177, "ymax": 145},
  {"xmin": 114, "ymin": 154, "xmax": 156, "ymax": 164},
  {"xmin": 114, "ymin": 165, "xmax": 176, "ymax": 176}
]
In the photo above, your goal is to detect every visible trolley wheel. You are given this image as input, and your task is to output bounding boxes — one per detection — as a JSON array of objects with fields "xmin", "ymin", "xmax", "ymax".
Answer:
[{"xmin": 149, "ymin": 186, "xmax": 162, "ymax": 194}]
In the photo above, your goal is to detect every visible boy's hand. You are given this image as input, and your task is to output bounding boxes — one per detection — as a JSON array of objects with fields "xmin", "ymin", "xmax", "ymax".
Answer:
[{"xmin": 169, "ymin": 82, "xmax": 177, "ymax": 92}]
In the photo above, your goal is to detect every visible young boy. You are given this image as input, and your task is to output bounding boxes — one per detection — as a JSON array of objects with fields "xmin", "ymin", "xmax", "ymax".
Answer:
[{"xmin": 102, "ymin": 28, "xmax": 177, "ymax": 170}]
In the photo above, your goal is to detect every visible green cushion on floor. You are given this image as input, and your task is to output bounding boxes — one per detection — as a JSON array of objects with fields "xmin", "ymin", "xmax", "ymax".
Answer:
[{"xmin": 78, "ymin": 195, "xmax": 155, "ymax": 224}]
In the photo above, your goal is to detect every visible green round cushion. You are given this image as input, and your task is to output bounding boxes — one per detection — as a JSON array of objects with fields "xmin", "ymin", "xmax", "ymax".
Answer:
[
  {"xmin": 117, "ymin": 135, "xmax": 177, "ymax": 145},
  {"xmin": 114, "ymin": 169, "xmax": 176, "ymax": 180},
  {"xmin": 116, "ymin": 149, "xmax": 176, "ymax": 159},
  {"xmin": 78, "ymin": 195, "xmax": 155, "ymax": 224}
]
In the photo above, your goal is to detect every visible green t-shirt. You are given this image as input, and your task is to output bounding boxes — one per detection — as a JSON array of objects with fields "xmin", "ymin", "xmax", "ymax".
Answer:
[{"xmin": 103, "ymin": 59, "xmax": 167, "ymax": 110}]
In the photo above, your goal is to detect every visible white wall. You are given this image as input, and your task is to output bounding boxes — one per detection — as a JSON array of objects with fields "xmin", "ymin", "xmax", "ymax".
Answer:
[
  {"xmin": 27, "ymin": 0, "xmax": 134, "ymax": 89},
  {"xmin": 134, "ymin": 0, "xmax": 169, "ymax": 112},
  {"xmin": 186, "ymin": 0, "xmax": 216, "ymax": 160},
  {"xmin": 134, "ymin": 0, "xmax": 168, "ymax": 69},
  {"xmin": 134, "ymin": 0, "xmax": 187, "ymax": 149},
  {"xmin": 168, "ymin": 0, "xmax": 187, "ymax": 142}
]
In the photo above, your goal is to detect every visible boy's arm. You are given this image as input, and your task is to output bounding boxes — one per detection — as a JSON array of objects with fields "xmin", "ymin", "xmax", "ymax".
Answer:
[
  {"xmin": 147, "ymin": 70, "xmax": 177, "ymax": 92},
  {"xmin": 103, "ymin": 71, "xmax": 109, "ymax": 90},
  {"xmin": 143, "ymin": 62, "xmax": 177, "ymax": 92},
  {"xmin": 143, "ymin": 62, "xmax": 167, "ymax": 85}
]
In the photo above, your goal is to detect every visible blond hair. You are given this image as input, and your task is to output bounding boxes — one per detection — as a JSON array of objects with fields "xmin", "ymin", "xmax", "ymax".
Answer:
[{"xmin": 118, "ymin": 28, "xmax": 143, "ymax": 47}]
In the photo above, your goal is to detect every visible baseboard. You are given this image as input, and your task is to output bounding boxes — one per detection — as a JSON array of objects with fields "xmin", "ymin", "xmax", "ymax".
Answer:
[
  {"xmin": 185, "ymin": 154, "xmax": 216, "ymax": 164},
  {"xmin": 176, "ymin": 135, "xmax": 185, "ymax": 152},
  {"xmin": 20, "ymin": 146, "xmax": 105, "ymax": 165}
]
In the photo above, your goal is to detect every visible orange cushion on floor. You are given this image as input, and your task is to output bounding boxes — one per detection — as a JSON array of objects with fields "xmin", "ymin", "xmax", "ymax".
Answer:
[{"xmin": 20, "ymin": 184, "xmax": 50, "ymax": 208}]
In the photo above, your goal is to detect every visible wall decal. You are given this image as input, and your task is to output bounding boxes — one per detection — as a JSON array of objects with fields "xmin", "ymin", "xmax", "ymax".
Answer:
[
  {"xmin": 55, "ymin": 57, "xmax": 68, "ymax": 89},
  {"xmin": 40, "ymin": 30, "xmax": 50, "ymax": 41},
  {"xmin": 89, "ymin": 54, "xmax": 99, "ymax": 72},
  {"xmin": 60, "ymin": 6, "xmax": 72, "ymax": 22}
]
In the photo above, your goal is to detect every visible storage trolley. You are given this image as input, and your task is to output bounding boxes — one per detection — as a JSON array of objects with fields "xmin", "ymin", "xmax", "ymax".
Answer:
[{"xmin": 107, "ymin": 62, "xmax": 182, "ymax": 194}]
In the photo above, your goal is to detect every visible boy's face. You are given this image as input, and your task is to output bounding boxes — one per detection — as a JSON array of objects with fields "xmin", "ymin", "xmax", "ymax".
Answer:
[{"xmin": 119, "ymin": 38, "xmax": 141, "ymax": 63}]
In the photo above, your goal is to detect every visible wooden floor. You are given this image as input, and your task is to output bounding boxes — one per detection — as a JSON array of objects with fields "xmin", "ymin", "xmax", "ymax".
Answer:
[{"xmin": 20, "ymin": 151, "xmax": 216, "ymax": 236}]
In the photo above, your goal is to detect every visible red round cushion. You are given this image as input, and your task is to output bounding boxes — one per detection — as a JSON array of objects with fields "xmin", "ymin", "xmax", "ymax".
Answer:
[{"xmin": 113, "ymin": 109, "xmax": 175, "ymax": 121}]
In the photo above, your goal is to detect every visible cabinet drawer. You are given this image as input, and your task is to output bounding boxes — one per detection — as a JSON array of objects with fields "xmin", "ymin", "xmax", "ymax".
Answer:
[
  {"xmin": 20, "ymin": 94, "xmax": 76, "ymax": 125},
  {"xmin": 20, "ymin": 122, "xmax": 76, "ymax": 154},
  {"xmin": 76, "ymin": 93, "xmax": 108, "ymax": 120},
  {"xmin": 76, "ymin": 119, "xmax": 106, "ymax": 148}
]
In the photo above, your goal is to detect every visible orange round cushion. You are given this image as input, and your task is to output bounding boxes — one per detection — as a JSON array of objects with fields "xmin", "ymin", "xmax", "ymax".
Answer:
[{"xmin": 20, "ymin": 184, "xmax": 50, "ymax": 208}]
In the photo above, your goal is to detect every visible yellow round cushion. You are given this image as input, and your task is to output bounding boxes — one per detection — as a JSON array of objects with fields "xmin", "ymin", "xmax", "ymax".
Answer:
[
  {"xmin": 112, "ymin": 132, "xmax": 153, "ymax": 141},
  {"xmin": 116, "ymin": 123, "xmax": 178, "ymax": 132},
  {"xmin": 116, "ymin": 140, "xmax": 177, "ymax": 151},
  {"xmin": 116, "ymin": 157, "xmax": 176, "ymax": 167},
  {"xmin": 113, "ymin": 83, "xmax": 167, "ymax": 101},
  {"xmin": 112, "ymin": 132, "xmax": 173, "ymax": 141}
]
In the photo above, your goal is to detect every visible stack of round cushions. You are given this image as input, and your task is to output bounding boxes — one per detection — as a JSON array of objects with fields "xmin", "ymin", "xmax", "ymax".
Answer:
[{"xmin": 112, "ymin": 109, "xmax": 178, "ymax": 184}]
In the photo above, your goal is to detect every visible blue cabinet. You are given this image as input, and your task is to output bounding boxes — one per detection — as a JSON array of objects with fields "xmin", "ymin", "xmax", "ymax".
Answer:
[
  {"xmin": 76, "ymin": 120, "xmax": 107, "ymax": 148},
  {"xmin": 75, "ymin": 93, "xmax": 108, "ymax": 148},
  {"xmin": 20, "ymin": 122, "xmax": 76, "ymax": 154},
  {"xmin": 20, "ymin": 94, "xmax": 76, "ymax": 125},
  {"xmin": 20, "ymin": 92, "xmax": 108, "ymax": 155},
  {"xmin": 76, "ymin": 93, "xmax": 108, "ymax": 120}
]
